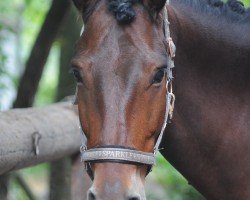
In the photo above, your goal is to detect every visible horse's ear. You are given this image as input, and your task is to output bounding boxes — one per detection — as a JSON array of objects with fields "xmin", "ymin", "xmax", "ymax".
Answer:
[
  {"xmin": 72, "ymin": 0, "xmax": 94, "ymax": 22},
  {"xmin": 72, "ymin": 0, "xmax": 83, "ymax": 10},
  {"xmin": 72, "ymin": 0, "xmax": 90, "ymax": 12},
  {"xmin": 143, "ymin": 0, "xmax": 167, "ymax": 13}
]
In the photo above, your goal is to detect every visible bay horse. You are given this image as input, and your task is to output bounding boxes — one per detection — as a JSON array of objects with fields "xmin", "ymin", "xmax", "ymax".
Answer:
[{"xmin": 71, "ymin": 0, "xmax": 250, "ymax": 199}]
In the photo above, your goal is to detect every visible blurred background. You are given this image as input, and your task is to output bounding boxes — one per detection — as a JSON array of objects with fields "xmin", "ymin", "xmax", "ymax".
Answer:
[{"xmin": 0, "ymin": 0, "xmax": 249, "ymax": 199}]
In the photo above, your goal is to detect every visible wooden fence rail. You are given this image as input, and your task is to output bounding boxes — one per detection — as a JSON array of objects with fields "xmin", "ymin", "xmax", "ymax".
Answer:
[{"xmin": 0, "ymin": 102, "xmax": 81, "ymax": 175}]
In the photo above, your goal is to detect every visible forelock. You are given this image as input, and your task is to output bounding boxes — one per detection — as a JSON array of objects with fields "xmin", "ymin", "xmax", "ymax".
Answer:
[{"xmin": 107, "ymin": 0, "xmax": 141, "ymax": 24}]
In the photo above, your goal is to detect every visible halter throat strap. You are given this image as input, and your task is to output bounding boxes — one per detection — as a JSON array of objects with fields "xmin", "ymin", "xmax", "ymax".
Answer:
[{"xmin": 154, "ymin": 5, "xmax": 176, "ymax": 153}]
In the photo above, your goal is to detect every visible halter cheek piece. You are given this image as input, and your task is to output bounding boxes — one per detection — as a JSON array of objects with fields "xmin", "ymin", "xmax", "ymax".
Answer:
[{"xmin": 75, "ymin": 3, "xmax": 176, "ymax": 180}]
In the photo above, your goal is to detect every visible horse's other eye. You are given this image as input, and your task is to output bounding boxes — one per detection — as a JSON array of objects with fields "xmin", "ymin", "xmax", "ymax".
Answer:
[
  {"xmin": 71, "ymin": 68, "xmax": 83, "ymax": 83},
  {"xmin": 152, "ymin": 69, "xmax": 165, "ymax": 84}
]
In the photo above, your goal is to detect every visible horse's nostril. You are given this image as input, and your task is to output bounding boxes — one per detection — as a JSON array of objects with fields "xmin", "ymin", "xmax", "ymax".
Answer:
[
  {"xmin": 128, "ymin": 196, "xmax": 140, "ymax": 200},
  {"xmin": 88, "ymin": 190, "xmax": 96, "ymax": 200}
]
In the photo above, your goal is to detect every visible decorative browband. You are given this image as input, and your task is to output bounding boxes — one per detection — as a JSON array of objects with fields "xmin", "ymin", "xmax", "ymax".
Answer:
[{"xmin": 81, "ymin": 147, "xmax": 156, "ymax": 166}]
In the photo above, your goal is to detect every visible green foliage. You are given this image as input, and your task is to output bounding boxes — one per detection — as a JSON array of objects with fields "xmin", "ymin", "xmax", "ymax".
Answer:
[
  {"xmin": 148, "ymin": 154, "xmax": 205, "ymax": 200},
  {"xmin": 9, "ymin": 164, "xmax": 49, "ymax": 200},
  {"xmin": 34, "ymin": 45, "xmax": 60, "ymax": 106},
  {"xmin": 21, "ymin": 0, "xmax": 51, "ymax": 59},
  {"xmin": 243, "ymin": 0, "xmax": 250, "ymax": 6},
  {"xmin": 0, "ymin": 0, "xmax": 51, "ymax": 110},
  {"xmin": 21, "ymin": 163, "xmax": 50, "ymax": 179},
  {"xmin": 0, "ymin": 2, "xmax": 15, "ymax": 109},
  {"xmin": 0, "ymin": 47, "xmax": 7, "ymax": 90},
  {"xmin": 9, "ymin": 178, "xmax": 29, "ymax": 200},
  {"xmin": 20, "ymin": 0, "xmax": 56, "ymax": 107}
]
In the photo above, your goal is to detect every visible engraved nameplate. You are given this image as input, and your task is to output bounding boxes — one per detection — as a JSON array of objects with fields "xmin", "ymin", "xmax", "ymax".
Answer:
[{"xmin": 81, "ymin": 148, "xmax": 155, "ymax": 165}]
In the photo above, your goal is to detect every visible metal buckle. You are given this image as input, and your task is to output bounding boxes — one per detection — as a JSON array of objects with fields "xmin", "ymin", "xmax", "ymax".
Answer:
[
  {"xmin": 167, "ymin": 81, "xmax": 175, "ymax": 120},
  {"xmin": 168, "ymin": 92, "xmax": 175, "ymax": 120},
  {"xmin": 80, "ymin": 144, "xmax": 87, "ymax": 162},
  {"xmin": 80, "ymin": 145, "xmax": 87, "ymax": 153}
]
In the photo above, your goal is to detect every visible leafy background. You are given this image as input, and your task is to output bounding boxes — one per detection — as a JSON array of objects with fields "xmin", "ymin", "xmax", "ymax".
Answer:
[{"xmin": 0, "ymin": 0, "xmax": 249, "ymax": 199}]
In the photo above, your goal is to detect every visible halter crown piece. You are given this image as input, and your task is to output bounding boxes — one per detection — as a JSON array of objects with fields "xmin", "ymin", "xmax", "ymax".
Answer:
[{"xmin": 77, "ymin": 2, "xmax": 176, "ymax": 180}]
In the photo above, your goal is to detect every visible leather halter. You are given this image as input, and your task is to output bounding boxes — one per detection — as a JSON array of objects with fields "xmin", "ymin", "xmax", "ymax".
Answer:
[{"xmin": 76, "ymin": 3, "xmax": 176, "ymax": 180}]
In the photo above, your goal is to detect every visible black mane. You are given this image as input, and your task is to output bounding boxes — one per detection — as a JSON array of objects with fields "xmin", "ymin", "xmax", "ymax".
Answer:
[
  {"xmin": 174, "ymin": 0, "xmax": 250, "ymax": 23},
  {"xmin": 105, "ymin": 0, "xmax": 249, "ymax": 24}
]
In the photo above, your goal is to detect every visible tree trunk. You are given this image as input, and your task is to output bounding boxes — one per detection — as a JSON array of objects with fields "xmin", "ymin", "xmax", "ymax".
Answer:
[
  {"xmin": 71, "ymin": 155, "xmax": 92, "ymax": 200},
  {"xmin": 49, "ymin": 7, "xmax": 81, "ymax": 200},
  {"xmin": 12, "ymin": 173, "xmax": 37, "ymax": 200},
  {"xmin": 13, "ymin": 0, "xmax": 71, "ymax": 108},
  {"xmin": 0, "ymin": 102, "xmax": 80, "ymax": 175},
  {"xmin": 0, "ymin": 174, "xmax": 9, "ymax": 200},
  {"xmin": 49, "ymin": 158, "xmax": 72, "ymax": 200},
  {"xmin": 55, "ymin": 8, "xmax": 81, "ymax": 101}
]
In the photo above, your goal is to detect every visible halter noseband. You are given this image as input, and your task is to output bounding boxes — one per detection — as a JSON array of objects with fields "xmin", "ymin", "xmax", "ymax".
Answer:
[{"xmin": 77, "ymin": 3, "xmax": 176, "ymax": 180}]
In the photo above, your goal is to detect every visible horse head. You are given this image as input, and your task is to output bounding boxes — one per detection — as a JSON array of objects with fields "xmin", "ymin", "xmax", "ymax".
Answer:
[{"xmin": 71, "ymin": 0, "xmax": 172, "ymax": 199}]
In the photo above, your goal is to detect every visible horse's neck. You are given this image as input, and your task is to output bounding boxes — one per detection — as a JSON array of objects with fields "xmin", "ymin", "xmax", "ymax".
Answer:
[
  {"xmin": 162, "ymin": 5, "xmax": 250, "ymax": 200},
  {"xmin": 169, "ymin": 3, "xmax": 250, "ymax": 88}
]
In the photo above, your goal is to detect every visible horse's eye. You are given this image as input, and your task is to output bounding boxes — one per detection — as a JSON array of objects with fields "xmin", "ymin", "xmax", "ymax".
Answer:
[
  {"xmin": 71, "ymin": 68, "xmax": 83, "ymax": 83},
  {"xmin": 152, "ymin": 69, "xmax": 165, "ymax": 84}
]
